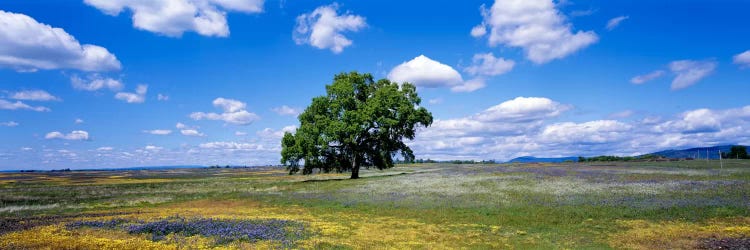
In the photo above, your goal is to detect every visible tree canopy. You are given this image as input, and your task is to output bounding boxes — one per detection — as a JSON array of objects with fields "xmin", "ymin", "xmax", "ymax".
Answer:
[
  {"xmin": 723, "ymin": 145, "xmax": 749, "ymax": 159},
  {"xmin": 280, "ymin": 72, "xmax": 433, "ymax": 179}
]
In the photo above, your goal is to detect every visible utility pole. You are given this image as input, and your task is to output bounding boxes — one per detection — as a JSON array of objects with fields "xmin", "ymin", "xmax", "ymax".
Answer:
[
  {"xmin": 719, "ymin": 150, "xmax": 723, "ymax": 175},
  {"xmin": 706, "ymin": 148, "xmax": 709, "ymax": 166}
]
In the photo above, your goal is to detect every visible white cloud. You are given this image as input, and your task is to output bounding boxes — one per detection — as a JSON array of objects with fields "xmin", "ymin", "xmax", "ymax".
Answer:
[
  {"xmin": 0, "ymin": 10, "xmax": 121, "ymax": 72},
  {"xmin": 540, "ymin": 120, "xmax": 633, "ymax": 144},
  {"xmin": 97, "ymin": 147, "xmax": 114, "ymax": 151},
  {"xmin": 84, "ymin": 0, "xmax": 264, "ymax": 37},
  {"xmin": 388, "ymin": 55, "xmax": 503, "ymax": 93},
  {"xmin": 293, "ymin": 4, "xmax": 366, "ymax": 53},
  {"xmin": 450, "ymin": 78, "xmax": 486, "ymax": 93},
  {"xmin": 428, "ymin": 98, "xmax": 443, "ymax": 105},
  {"xmin": 1, "ymin": 121, "xmax": 19, "ymax": 127},
  {"xmin": 200, "ymin": 141, "xmax": 266, "ymax": 151},
  {"xmin": 668, "ymin": 59, "xmax": 717, "ymax": 90},
  {"xmin": 271, "ymin": 105, "xmax": 301, "ymax": 116},
  {"xmin": 235, "ymin": 131, "xmax": 247, "ymax": 136},
  {"xmin": 10, "ymin": 90, "xmax": 60, "ymax": 101},
  {"xmin": 388, "ymin": 55, "xmax": 463, "ymax": 88},
  {"xmin": 0, "ymin": 99, "xmax": 50, "ymax": 112},
  {"xmin": 473, "ymin": 0, "xmax": 598, "ymax": 64},
  {"xmin": 180, "ymin": 129, "xmax": 205, "ymax": 137},
  {"xmin": 144, "ymin": 145, "xmax": 163, "ymax": 151},
  {"xmin": 606, "ymin": 15, "xmax": 629, "ymax": 30},
  {"xmin": 733, "ymin": 50, "xmax": 750, "ymax": 68},
  {"xmin": 176, "ymin": 122, "xmax": 188, "ymax": 129},
  {"xmin": 406, "ymin": 97, "xmax": 644, "ymax": 160},
  {"xmin": 212, "ymin": 97, "xmax": 245, "ymax": 112},
  {"xmin": 256, "ymin": 125, "xmax": 297, "ymax": 140},
  {"xmin": 630, "ymin": 70, "xmax": 665, "ymax": 84},
  {"xmin": 144, "ymin": 129, "xmax": 172, "ymax": 135},
  {"xmin": 71, "ymin": 74, "xmax": 123, "ymax": 91},
  {"xmin": 608, "ymin": 110, "xmax": 635, "ymax": 119},
  {"xmin": 470, "ymin": 25, "xmax": 487, "ymax": 38},
  {"xmin": 476, "ymin": 97, "xmax": 570, "ymax": 122},
  {"xmin": 408, "ymin": 102, "xmax": 750, "ymax": 161},
  {"xmin": 45, "ymin": 130, "xmax": 89, "ymax": 140},
  {"xmin": 157, "ymin": 93, "xmax": 169, "ymax": 101},
  {"xmin": 654, "ymin": 108, "xmax": 722, "ymax": 134},
  {"xmin": 75, "ymin": 118, "xmax": 84, "ymax": 124},
  {"xmin": 190, "ymin": 97, "xmax": 260, "ymax": 125},
  {"xmin": 464, "ymin": 52, "xmax": 515, "ymax": 77},
  {"xmin": 115, "ymin": 84, "xmax": 148, "ymax": 103}
]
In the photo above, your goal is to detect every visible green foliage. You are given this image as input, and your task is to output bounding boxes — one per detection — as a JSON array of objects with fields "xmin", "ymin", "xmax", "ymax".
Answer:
[
  {"xmin": 281, "ymin": 72, "xmax": 433, "ymax": 179},
  {"xmin": 722, "ymin": 146, "xmax": 749, "ymax": 159},
  {"xmin": 579, "ymin": 155, "xmax": 638, "ymax": 162}
]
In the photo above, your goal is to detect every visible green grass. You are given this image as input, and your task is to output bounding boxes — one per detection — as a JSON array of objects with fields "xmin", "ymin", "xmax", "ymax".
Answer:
[{"xmin": 2, "ymin": 161, "xmax": 750, "ymax": 248}]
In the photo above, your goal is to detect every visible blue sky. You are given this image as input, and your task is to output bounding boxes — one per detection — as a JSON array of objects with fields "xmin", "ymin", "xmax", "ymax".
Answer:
[{"xmin": 1, "ymin": 0, "xmax": 750, "ymax": 169}]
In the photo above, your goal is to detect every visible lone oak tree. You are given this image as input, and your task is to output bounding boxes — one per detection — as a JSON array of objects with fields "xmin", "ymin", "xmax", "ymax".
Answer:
[{"xmin": 281, "ymin": 72, "xmax": 433, "ymax": 179}]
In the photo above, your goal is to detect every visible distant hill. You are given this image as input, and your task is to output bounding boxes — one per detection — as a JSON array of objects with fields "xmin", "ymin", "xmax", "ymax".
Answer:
[
  {"xmin": 506, "ymin": 156, "xmax": 579, "ymax": 163},
  {"xmin": 505, "ymin": 145, "xmax": 747, "ymax": 163},
  {"xmin": 647, "ymin": 145, "xmax": 746, "ymax": 159}
]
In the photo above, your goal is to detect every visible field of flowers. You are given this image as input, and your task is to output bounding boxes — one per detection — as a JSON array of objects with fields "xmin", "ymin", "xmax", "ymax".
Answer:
[{"xmin": 1, "ymin": 161, "xmax": 749, "ymax": 249}]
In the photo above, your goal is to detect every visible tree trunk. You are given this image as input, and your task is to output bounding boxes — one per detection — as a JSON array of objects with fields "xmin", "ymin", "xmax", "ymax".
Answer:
[{"xmin": 351, "ymin": 155, "xmax": 360, "ymax": 179}]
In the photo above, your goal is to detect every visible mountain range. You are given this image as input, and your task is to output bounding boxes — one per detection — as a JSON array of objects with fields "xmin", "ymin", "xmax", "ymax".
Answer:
[{"xmin": 506, "ymin": 145, "xmax": 746, "ymax": 163}]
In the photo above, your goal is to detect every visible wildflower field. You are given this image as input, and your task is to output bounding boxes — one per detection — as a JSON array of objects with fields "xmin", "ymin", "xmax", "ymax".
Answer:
[{"xmin": 1, "ymin": 161, "xmax": 749, "ymax": 249}]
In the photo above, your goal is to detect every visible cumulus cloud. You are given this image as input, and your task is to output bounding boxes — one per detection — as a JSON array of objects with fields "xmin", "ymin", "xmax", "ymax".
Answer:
[
  {"xmin": 157, "ymin": 94, "xmax": 169, "ymax": 101},
  {"xmin": 668, "ymin": 59, "xmax": 717, "ymax": 90},
  {"xmin": 388, "ymin": 55, "xmax": 463, "ymax": 88},
  {"xmin": 144, "ymin": 145, "xmax": 163, "ymax": 151},
  {"xmin": 1, "ymin": 121, "xmax": 19, "ymax": 127},
  {"xmin": 0, "ymin": 10, "xmax": 121, "ymax": 72},
  {"xmin": 472, "ymin": 0, "xmax": 598, "ymax": 64},
  {"xmin": 475, "ymin": 97, "xmax": 570, "ymax": 122},
  {"xmin": 256, "ymin": 125, "xmax": 297, "ymax": 140},
  {"xmin": 654, "ymin": 108, "xmax": 722, "ymax": 134},
  {"xmin": 144, "ymin": 129, "xmax": 172, "ymax": 135},
  {"xmin": 293, "ymin": 4, "xmax": 366, "ymax": 53},
  {"xmin": 630, "ymin": 70, "xmax": 665, "ymax": 84},
  {"xmin": 200, "ymin": 141, "xmax": 266, "ymax": 151},
  {"xmin": 540, "ymin": 120, "xmax": 633, "ymax": 144},
  {"xmin": 213, "ymin": 97, "xmax": 245, "ymax": 112},
  {"xmin": 115, "ymin": 84, "xmax": 148, "ymax": 103},
  {"xmin": 71, "ymin": 74, "xmax": 123, "ymax": 91},
  {"xmin": 733, "ymin": 50, "xmax": 750, "ymax": 69},
  {"xmin": 388, "ymin": 55, "xmax": 503, "ymax": 93},
  {"xmin": 84, "ymin": 0, "xmax": 264, "ymax": 37},
  {"xmin": 176, "ymin": 122, "xmax": 188, "ymax": 129},
  {"xmin": 470, "ymin": 25, "xmax": 487, "ymax": 38},
  {"xmin": 464, "ymin": 52, "xmax": 515, "ymax": 77},
  {"xmin": 190, "ymin": 97, "xmax": 260, "ymax": 125},
  {"xmin": 0, "ymin": 99, "xmax": 50, "ymax": 112},
  {"xmin": 271, "ymin": 105, "xmax": 301, "ymax": 116},
  {"xmin": 75, "ymin": 118, "xmax": 85, "ymax": 124},
  {"xmin": 180, "ymin": 129, "xmax": 205, "ymax": 137},
  {"xmin": 10, "ymin": 90, "xmax": 60, "ymax": 101},
  {"xmin": 606, "ymin": 15, "xmax": 629, "ymax": 30},
  {"xmin": 45, "ymin": 130, "xmax": 89, "ymax": 140},
  {"xmin": 409, "ymin": 102, "xmax": 750, "ymax": 161},
  {"xmin": 608, "ymin": 110, "xmax": 635, "ymax": 119}
]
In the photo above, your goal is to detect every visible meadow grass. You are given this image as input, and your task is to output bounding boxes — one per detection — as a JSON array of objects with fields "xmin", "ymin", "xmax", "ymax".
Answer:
[{"xmin": 1, "ymin": 161, "xmax": 749, "ymax": 249}]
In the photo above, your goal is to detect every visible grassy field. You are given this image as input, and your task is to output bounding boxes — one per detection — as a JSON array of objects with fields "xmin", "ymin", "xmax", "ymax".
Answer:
[{"xmin": 1, "ymin": 161, "xmax": 749, "ymax": 249}]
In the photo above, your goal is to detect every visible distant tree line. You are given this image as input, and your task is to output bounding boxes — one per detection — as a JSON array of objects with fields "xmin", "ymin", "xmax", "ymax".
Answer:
[
  {"xmin": 721, "ymin": 146, "xmax": 749, "ymax": 159},
  {"xmin": 399, "ymin": 159, "xmax": 497, "ymax": 164},
  {"xmin": 578, "ymin": 154, "xmax": 662, "ymax": 162}
]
